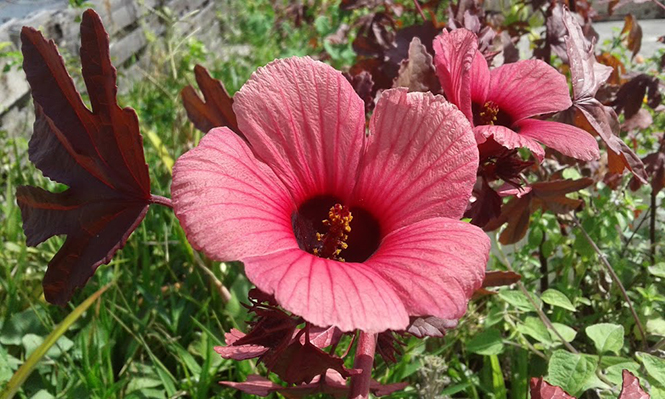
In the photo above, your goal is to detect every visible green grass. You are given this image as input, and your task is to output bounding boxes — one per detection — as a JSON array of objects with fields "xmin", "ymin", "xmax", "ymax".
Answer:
[{"xmin": 1, "ymin": 1, "xmax": 664, "ymax": 398}]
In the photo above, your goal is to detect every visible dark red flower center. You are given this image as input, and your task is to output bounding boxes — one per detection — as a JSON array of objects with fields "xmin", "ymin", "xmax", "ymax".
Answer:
[
  {"xmin": 292, "ymin": 195, "xmax": 381, "ymax": 262},
  {"xmin": 472, "ymin": 100, "xmax": 513, "ymax": 127}
]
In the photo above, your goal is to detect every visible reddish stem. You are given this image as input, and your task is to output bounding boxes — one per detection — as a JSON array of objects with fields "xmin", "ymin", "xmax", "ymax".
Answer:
[
  {"xmin": 413, "ymin": 0, "xmax": 427, "ymax": 22},
  {"xmin": 150, "ymin": 194, "xmax": 173, "ymax": 209},
  {"xmin": 348, "ymin": 332, "xmax": 376, "ymax": 399}
]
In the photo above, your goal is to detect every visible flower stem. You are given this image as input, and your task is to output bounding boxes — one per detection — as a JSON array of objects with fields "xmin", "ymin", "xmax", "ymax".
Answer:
[
  {"xmin": 573, "ymin": 217, "xmax": 648, "ymax": 349},
  {"xmin": 348, "ymin": 332, "xmax": 376, "ymax": 399},
  {"xmin": 150, "ymin": 194, "xmax": 173, "ymax": 209}
]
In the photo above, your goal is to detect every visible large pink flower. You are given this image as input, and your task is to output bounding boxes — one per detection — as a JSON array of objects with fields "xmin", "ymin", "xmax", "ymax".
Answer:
[
  {"xmin": 171, "ymin": 57, "xmax": 490, "ymax": 333},
  {"xmin": 433, "ymin": 28, "xmax": 599, "ymax": 162}
]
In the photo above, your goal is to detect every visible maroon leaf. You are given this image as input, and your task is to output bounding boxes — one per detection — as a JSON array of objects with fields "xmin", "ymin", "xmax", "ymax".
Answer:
[
  {"xmin": 482, "ymin": 271, "xmax": 522, "ymax": 288},
  {"xmin": 632, "ymin": 150, "xmax": 665, "ymax": 194},
  {"xmin": 376, "ymin": 331, "xmax": 405, "ymax": 364},
  {"xmin": 561, "ymin": 8, "xmax": 647, "ymax": 183},
  {"xmin": 302, "ymin": 326, "xmax": 344, "ymax": 349},
  {"xmin": 344, "ymin": 70, "xmax": 375, "ymax": 113},
  {"xmin": 484, "ymin": 195, "xmax": 532, "ymax": 245},
  {"xmin": 620, "ymin": 14, "xmax": 642, "ymax": 60},
  {"xmin": 393, "ymin": 37, "xmax": 441, "ymax": 93},
  {"xmin": 464, "ymin": 179, "xmax": 502, "ymax": 228},
  {"xmin": 530, "ymin": 377, "xmax": 576, "ymax": 399},
  {"xmin": 562, "ymin": 7, "xmax": 612, "ymax": 101},
  {"xmin": 18, "ymin": 9, "xmax": 151, "ymax": 305},
  {"xmin": 613, "ymin": 74, "xmax": 662, "ymax": 119},
  {"xmin": 181, "ymin": 64, "xmax": 240, "ymax": 135},
  {"xmin": 619, "ymin": 370, "xmax": 650, "ymax": 399},
  {"xmin": 265, "ymin": 339, "xmax": 358, "ymax": 385},
  {"xmin": 407, "ymin": 316, "xmax": 458, "ymax": 338},
  {"xmin": 220, "ymin": 371, "xmax": 406, "ymax": 398},
  {"xmin": 623, "ymin": 108, "xmax": 653, "ymax": 131}
]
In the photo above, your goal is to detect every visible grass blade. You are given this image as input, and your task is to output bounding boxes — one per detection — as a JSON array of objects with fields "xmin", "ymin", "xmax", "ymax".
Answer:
[{"xmin": 0, "ymin": 284, "xmax": 110, "ymax": 399}]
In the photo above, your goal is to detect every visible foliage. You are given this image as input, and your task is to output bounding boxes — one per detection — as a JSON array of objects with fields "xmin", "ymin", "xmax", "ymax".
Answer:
[{"xmin": 1, "ymin": 0, "xmax": 664, "ymax": 398}]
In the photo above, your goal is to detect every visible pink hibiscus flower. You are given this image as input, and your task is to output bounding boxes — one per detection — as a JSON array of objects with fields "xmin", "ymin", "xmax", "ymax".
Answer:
[
  {"xmin": 171, "ymin": 57, "xmax": 490, "ymax": 333},
  {"xmin": 433, "ymin": 28, "xmax": 599, "ymax": 162}
]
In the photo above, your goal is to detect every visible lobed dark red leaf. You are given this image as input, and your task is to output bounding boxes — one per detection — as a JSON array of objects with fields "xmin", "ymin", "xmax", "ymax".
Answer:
[
  {"xmin": 181, "ymin": 64, "xmax": 240, "ymax": 135},
  {"xmin": 18, "ymin": 9, "xmax": 151, "ymax": 305}
]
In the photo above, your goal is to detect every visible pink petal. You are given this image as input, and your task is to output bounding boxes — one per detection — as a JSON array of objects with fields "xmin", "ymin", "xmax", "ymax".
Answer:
[
  {"xmin": 365, "ymin": 217, "xmax": 489, "ymax": 321},
  {"xmin": 220, "ymin": 375, "xmax": 278, "ymax": 396},
  {"xmin": 233, "ymin": 57, "xmax": 366, "ymax": 204},
  {"xmin": 242, "ymin": 248, "xmax": 409, "ymax": 333},
  {"xmin": 470, "ymin": 49, "xmax": 490, "ymax": 106},
  {"xmin": 353, "ymin": 88, "xmax": 478, "ymax": 232},
  {"xmin": 488, "ymin": 60, "xmax": 572, "ymax": 122},
  {"xmin": 214, "ymin": 344, "xmax": 268, "ymax": 361},
  {"xmin": 224, "ymin": 328, "xmax": 245, "ymax": 345},
  {"xmin": 475, "ymin": 124, "xmax": 545, "ymax": 161},
  {"xmin": 433, "ymin": 28, "xmax": 479, "ymax": 122},
  {"xmin": 171, "ymin": 128, "xmax": 296, "ymax": 261},
  {"xmin": 516, "ymin": 119, "xmax": 600, "ymax": 161}
]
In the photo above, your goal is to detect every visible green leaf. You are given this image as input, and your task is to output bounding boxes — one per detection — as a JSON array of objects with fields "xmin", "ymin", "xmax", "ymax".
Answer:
[
  {"xmin": 498, "ymin": 290, "xmax": 540, "ymax": 312},
  {"xmin": 585, "ymin": 323, "xmax": 624, "ymax": 355},
  {"xmin": 647, "ymin": 318, "xmax": 665, "ymax": 336},
  {"xmin": 649, "ymin": 263, "xmax": 665, "ymax": 278},
  {"xmin": 636, "ymin": 352, "xmax": 665, "ymax": 387},
  {"xmin": 549, "ymin": 323, "xmax": 577, "ymax": 343},
  {"xmin": 547, "ymin": 350, "xmax": 597, "ymax": 396},
  {"xmin": 522, "ymin": 317, "xmax": 552, "ymax": 345},
  {"xmin": 541, "ymin": 289, "xmax": 576, "ymax": 311},
  {"xmin": 0, "ymin": 284, "xmax": 109, "ymax": 399},
  {"xmin": 467, "ymin": 328, "xmax": 504, "ymax": 356}
]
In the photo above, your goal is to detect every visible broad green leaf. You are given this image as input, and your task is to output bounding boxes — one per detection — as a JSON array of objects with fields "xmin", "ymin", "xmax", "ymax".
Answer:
[
  {"xmin": 522, "ymin": 317, "xmax": 552, "ymax": 345},
  {"xmin": 605, "ymin": 361, "xmax": 641, "ymax": 385},
  {"xmin": 467, "ymin": 328, "xmax": 504, "ymax": 356},
  {"xmin": 648, "ymin": 263, "xmax": 665, "ymax": 278},
  {"xmin": 647, "ymin": 318, "xmax": 665, "ymax": 336},
  {"xmin": 585, "ymin": 323, "xmax": 624, "ymax": 355},
  {"xmin": 498, "ymin": 290, "xmax": 540, "ymax": 312},
  {"xmin": 541, "ymin": 289, "xmax": 576, "ymax": 312},
  {"xmin": 0, "ymin": 284, "xmax": 109, "ymax": 399},
  {"xmin": 549, "ymin": 323, "xmax": 577, "ymax": 343},
  {"xmin": 636, "ymin": 352, "xmax": 665, "ymax": 387},
  {"xmin": 547, "ymin": 350, "xmax": 597, "ymax": 396}
]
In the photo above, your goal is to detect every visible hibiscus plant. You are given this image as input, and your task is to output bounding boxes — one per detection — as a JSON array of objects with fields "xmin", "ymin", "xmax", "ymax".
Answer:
[{"xmin": 3, "ymin": 0, "xmax": 664, "ymax": 398}]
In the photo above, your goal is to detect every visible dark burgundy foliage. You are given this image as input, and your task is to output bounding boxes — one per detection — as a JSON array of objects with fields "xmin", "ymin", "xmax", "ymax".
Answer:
[
  {"xmin": 220, "ymin": 371, "xmax": 407, "ymax": 398},
  {"xmin": 18, "ymin": 9, "xmax": 152, "ymax": 305},
  {"xmin": 612, "ymin": 74, "xmax": 662, "ymax": 119},
  {"xmin": 485, "ymin": 179, "xmax": 594, "ymax": 244},
  {"xmin": 343, "ymin": 71, "xmax": 375, "ymax": 113},
  {"xmin": 215, "ymin": 291, "xmax": 356, "ymax": 385},
  {"xmin": 560, "ymin": 6, "xmax": 648, "ymax": 184},
  {"xmin": 530, "ymin": 378, "xmax": 575, "ymax": 399},
  {"xmin": 181, "ymin": 64, "xmax": 240, "ymax": 135},
  {"xmin": 620, "ymin": 14, "xmax": 642, "ymax": 60},
  {"xmin": 375, "ymin": 331, "xmax": 405, "ymax": 363},
  {"xmin": 393, "ymin": 37, "xmax": 441, "ymax": 93},
  {"xmin": 482, "ymin": 271, "xmax": 521, "ymax": 288},
  {"xmin": 406, "ymin": 316, "xmax": 458, "ymax": 338},
  {"xmin": 630, "ymin": 138, "xmax": 665, "ymax": 194}
]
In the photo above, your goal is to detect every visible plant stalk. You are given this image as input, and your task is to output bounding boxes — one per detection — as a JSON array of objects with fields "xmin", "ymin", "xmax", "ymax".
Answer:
[
  {"xmin": 348, "ymin": 332, "xmax": 376, "ymax": 399},
  {"xmin": 150, "ymin": 194, "xmax": 173, "ymax": 209},
  {"xmin": 573, "ymin": 217, "xmax": 648, "ymax": 349}
]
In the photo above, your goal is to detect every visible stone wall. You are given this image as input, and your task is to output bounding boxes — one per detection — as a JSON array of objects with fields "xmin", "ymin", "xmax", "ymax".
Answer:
[{"xmin": 0, "ymin": 0, "xmax": 221, "ymax": 134}]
